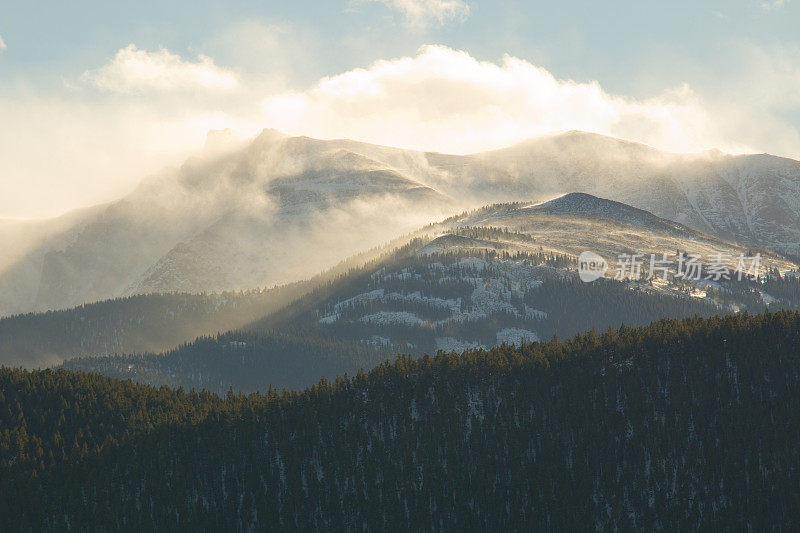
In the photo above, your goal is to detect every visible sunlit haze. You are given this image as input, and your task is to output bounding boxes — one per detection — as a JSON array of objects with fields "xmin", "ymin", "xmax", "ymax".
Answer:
[{"xmin": 2, "ymin": 0, "xmax": 800, "ymax": 218}]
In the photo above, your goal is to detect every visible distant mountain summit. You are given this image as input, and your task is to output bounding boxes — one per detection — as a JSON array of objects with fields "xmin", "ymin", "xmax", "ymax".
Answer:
[
  {"xmin": 469, "ymin": 132, "xmax": 800, "ymax": 258},
  {"xmin": 535, "ymin": 191, "xmax": 651, "ymax": 215},
  {"xmin": 528, "ymin": 192, "xmax": 695, "ymax": 235}
]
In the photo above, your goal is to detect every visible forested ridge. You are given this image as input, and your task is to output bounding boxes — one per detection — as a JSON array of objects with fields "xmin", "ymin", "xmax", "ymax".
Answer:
[
  {"xmin": 0, "ymin": 235, "xmax": 415, "ymax": 370},
  {"xmin": 0, "ymin": 284, "xmax": 310, "ymax": 368},
  {"xmin": 63, "ymin": 246, "xmax": 800, "ymax": 393},
  {"xmin": 62, "ymin": 331, "xmax": 394, "ymax": 393},
  {"xmin": 2, "ymin": 311, "xmax": 800, "ymax": 530}
]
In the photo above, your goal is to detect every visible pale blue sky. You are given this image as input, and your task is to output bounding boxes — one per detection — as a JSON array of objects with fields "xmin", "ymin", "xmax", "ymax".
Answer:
[
  {"xmin": 3, "ymin": 1, "xmax": 798, "ymax": 93},
  {"xmin": 1, "ymin": 0, "xmax": 799, "ymax": 217}
]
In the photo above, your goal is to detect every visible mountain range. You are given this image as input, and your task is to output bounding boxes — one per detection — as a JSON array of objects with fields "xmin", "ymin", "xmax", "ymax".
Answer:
[
  {"xmin": 2, "ymin": 130, "xmax": 799, "ymax": 318},
  {"xmin": 5, "ymin": 190, "xmax": 797, "ymax": 376},
  {"xmin": 50, "ymin": 193, "xmax": 798, "ymax": 392}
]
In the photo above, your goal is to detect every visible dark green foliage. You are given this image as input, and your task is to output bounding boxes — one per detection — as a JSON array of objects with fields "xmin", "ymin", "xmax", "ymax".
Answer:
[
  {"xmin": 525, "ymin": 276, "xmax": 719, "ymax": 339},
  {"xmin": 62, "ymin": 332, "xmax": 393, "ymax": 394},
  {"xmin": 285, "ymin": 250, "xmax": 727, "ymax": 350},
  {"xmin": 0, "ymin": 284, "xmax": 310, "ymax": 368},
  {"xmin": 2, "ymin": 311, "xmax": 800, "ymax": 529}
]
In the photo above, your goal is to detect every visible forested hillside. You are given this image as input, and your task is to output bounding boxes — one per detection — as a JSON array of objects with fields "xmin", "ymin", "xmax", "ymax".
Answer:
[
  {"xmin": 7, "ymin": 196, "xmax": 799, "ymax": 386},
  {"xmin": 0, "ymin": 283, "xmax": 310, "ymax": 368},
  {"xmin": 3, "ymin": 311, "xmax": 800, "ymax": 530},
  {"xmin": 63, "ymin": 242, "xmax": 800, "ymax": 393},
  {"xmin": 62, "ymin": 332, "xmax": 393, "ymax": 393}
]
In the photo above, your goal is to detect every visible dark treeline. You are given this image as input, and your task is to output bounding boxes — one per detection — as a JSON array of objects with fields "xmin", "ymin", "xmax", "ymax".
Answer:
[
  {"xmin": 62, "ymin": 331, "xmax": 393, "ymax": 394},
  {"xmin": 0, "ymin": 284, "xmax": 310, "ymax": 368},
  {"xmin": 2, "ymin": 311, "xmax": 800, "ymax": 530}
]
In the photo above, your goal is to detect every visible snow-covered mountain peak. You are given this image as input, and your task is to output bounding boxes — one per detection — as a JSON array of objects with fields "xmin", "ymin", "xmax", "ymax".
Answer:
[{"xmin": 529, "ymin": 193, "xmax": 686, "ymax": 232}]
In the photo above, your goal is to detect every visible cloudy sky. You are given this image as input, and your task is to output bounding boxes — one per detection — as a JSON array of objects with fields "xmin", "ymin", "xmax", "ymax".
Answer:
[{"xmin": 1, "ymin": 0, "xmax": 800, "ymax": 218}]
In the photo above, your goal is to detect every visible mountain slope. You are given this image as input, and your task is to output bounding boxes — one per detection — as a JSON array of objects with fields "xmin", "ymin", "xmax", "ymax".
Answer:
[
  {"xmin": 7, "ymin": 193, "xmax": 796, "ymax": 374},
  {"xmin": 439, "ymin": 193, "xmax": 774, "ymax": 270},
  {"xmin": 323, "ymin": 131, "xmax": 800, "ymax": 256},
  {"xmin": 262, "ymin": 132, "xmax": 800, "ymax": 258},
  {"xmin": 0, "ymin": 232, "xmax": 414, "ymax": 369},
  {"xmin": 528, "ymin": 191, "xmax": 694, "ymax": 233},
  {"xmin": 0, "ymin": 132, "xmax": 455, "ymax": 316},
  {"xmin": 0, "ymin": 283, "xmax": 310, "ymax": 369},
  {"xmin": 63, "ymin": 331, "xmax": 393, "ymax": 394},
  {"xmin": 470, "ymin": 132, "xmax": 800, "ymax": 257},
  {"xmin": 61, "ymin": 195, "xmax": 800, "ymax": 392}
]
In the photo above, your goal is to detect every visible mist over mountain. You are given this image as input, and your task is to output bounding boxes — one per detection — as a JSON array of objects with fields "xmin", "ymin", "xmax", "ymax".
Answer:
[
  {"xmin": 54, "ymin": 194, "xmax": 799, "ymax": 392},
  {"xmin": 325, "ymin": 131, "xmax": 800, "ymax": 252},
  {"xmin": 474, "ymin": 132, "xmax": 800, "ymax": 258},
  {"xmin": 350, "ymin": 131, "xmax": 800, "ymax": 256},
  {"xmin": 0, "ymin": 130, "xmax": 456, "ymax": 316},
  {"xmin": 1, "ymin": 129, "xmax": 798, "ymax": 318}
]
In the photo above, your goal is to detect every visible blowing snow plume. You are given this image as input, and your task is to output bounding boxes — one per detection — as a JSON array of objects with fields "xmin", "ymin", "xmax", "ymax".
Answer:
[
  {"xmin": 1, "ymin": 129, "xmax": 800, "ymax": 316},
  {"xmin": 0, "ymin": 130, "xmax": 458, "ymax": 316}
]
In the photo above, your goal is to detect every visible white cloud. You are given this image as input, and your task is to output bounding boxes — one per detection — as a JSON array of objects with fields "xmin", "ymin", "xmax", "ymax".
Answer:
[
  {"xmin": 0, "ymin": 35, "xmax": 6, "ymax": 51},
  {"xmin": 3, "ymin": 42, "xmax": 800, "ymax": 219},
  {"xmin": 0, "ymin": 43, "xmax": 262, "ymax": 218},
  {"xmin": 364, "ymin": 0, "xmax": 470, "ymax": 27},
  {"xmin": 0, "ymin": 93, "xmax": 256, "ymax": 218},
  {"xmin": 83, "ymin": 44, "xmax": 239, "ymax": 93},
  {"xmin": 760, "ymin": 0, "xmax": 789, "ymax": 10},
  {"xmin": 260, "ymin": 45, "xmax": 735, "ymax": 154},
  {"xmin": 0, "ymin": 40, "xmax": 277, "ymax": 218}
]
